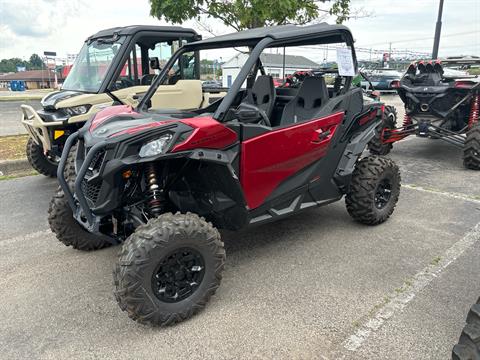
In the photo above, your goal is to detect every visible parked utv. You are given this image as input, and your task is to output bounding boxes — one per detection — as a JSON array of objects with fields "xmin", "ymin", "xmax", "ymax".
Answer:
[
  {"xmin": 21, "ymin": 25, "xmax": 204, "ymax": 176},
  {"xmin": 49, "ymin": 23, "xmax": 401, "ymax": 326},
  {"xmin": 370, "ymin": 57, "xmax": 480, "ymax": 169}
]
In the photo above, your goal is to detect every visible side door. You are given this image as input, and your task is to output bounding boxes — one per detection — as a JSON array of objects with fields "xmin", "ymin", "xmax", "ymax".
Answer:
[{"xmin": 240, "ymin": 111, "xmax": 344, "ymax": 210}]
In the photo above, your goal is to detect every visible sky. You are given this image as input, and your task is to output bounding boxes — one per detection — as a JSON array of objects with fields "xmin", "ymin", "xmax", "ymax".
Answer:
[{"xmin": 0, "ymin": 0, "xmax": 479, "ymax": 62}]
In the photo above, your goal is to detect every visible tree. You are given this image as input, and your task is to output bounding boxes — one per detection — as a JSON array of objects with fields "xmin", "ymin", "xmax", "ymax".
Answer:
[
  {"xmin": 29, "ymin": 54, "xmax": 44, "ymax": 69},
  {"xmin": 149, "ymin": 0, "xmax": 352, "ymax": 31}
]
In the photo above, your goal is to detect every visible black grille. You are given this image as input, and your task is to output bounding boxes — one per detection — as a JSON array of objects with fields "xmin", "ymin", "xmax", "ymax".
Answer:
[
  {"xmin": 81, "ymin": 149, "xmax": 106, "ymax": 206},
  {"xmin": 81, "ymin": 179, "xmax": 102, "ymax": 206},
  {"xmin": 86, "ymin": 150, "xmax": 106, "ymax": 175}
]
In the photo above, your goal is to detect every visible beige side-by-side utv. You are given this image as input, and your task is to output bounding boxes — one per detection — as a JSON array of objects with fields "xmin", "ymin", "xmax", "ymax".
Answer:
[{"xmin": 21, "ymin": 25, "xmax": 225, "ymax": 176}]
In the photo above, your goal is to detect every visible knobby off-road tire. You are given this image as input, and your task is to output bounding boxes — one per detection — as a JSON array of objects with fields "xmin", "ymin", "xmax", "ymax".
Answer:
[
  {"xmin": 48, "ymin": 186, "xmax": 112, "ymax": 251},
  {"xmin": 452, "ymin": 298, "xmax": 480, "ymax": 360},
  {"xmin": 346, "ymin": 155, "xmax": 401, "ymax": 225},
  {"xmin": 26, "ymin": 137, "xmax": 58, "ymax": 177},
  {"xmin": 63, "ymin": 142, "xmax": 78, "ymax": 183},
  {"xmin": 113, "ymin": 212, "xmax": 225, "ymax": 326},
  {"xmin": 464, "ymin": 124, "xmax": 480, "ymax": 170},
  {"xmin": 367, "ymin": 105, "xmax": 398, "ymax": 155}
]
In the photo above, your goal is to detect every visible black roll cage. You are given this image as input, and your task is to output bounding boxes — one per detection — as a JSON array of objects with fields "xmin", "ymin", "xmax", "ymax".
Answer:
[{"xmin": 138, "ymin": 29, "xmax": 357, "ymax": 121}]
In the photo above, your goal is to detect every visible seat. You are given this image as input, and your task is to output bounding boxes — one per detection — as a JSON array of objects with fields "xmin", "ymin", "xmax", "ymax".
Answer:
[
  {"xmin": 279, "ymin": 76, "xmax": 329, "ymax": 126},
  {"xmin": 243, "ymin": 75, "xmax": 276, "ymax": 119}
]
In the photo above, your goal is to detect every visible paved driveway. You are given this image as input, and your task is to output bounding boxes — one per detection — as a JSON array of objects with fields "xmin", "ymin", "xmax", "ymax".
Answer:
[{"xmin": 0, "ymin": 120, "xmax": 479, "ymax": 359}]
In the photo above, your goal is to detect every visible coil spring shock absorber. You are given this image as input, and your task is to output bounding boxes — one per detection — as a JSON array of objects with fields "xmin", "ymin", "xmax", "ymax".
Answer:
[
  {"xmin": 403, "ymin": 114, "xmax": 412, "ymax": 128},
  {"xmin": 146, "ymin": 163, "xmax": 164, "ymax": 216},
  {"xmin": 468, "ymin": 94, "xmax": 480, "ymax": 129}
]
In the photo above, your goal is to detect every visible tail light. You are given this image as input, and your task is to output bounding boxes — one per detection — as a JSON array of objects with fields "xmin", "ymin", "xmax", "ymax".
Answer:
[
  {"xmin": 390, "ymin": 80, "xmax": 401, "ymax": 89},
  {"xmin": 454, "ymin": 80, "xmax": 475, "ymax": 89}
]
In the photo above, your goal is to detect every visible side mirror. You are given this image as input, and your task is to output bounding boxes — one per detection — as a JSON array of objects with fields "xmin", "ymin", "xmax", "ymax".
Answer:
[{"xmin": 149, "ymin": 57, "xmax": 160, "ymax": 70}]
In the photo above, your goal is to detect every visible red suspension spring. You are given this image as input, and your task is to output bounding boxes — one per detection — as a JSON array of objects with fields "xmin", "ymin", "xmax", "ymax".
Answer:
[
  {"xmin": 403, "ymin": 114, "xmax": 412, "ymax": 128},
  {"xmin": 468, "ymin": 94, "xmax": 480, "ymax": 129},
  {"xmin": 146, "ymin": 163, "xmax": 164, "ymax": 216}
]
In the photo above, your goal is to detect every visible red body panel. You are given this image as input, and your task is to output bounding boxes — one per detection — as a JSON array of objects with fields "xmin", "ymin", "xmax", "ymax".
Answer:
[
  {"xmin": 240, "ymin": 112, "xmax": 344, "ymax": 209},
  {"xmin": 90, "ymin": 105, "xmax": 137, "ymax": 131},
  {"xmin": 109, "ymin": 121, "xmax": 170, "ymax": 137},
  {"xmin": 172, "ymin": 117, "xmax": 238, "ymax": 152}
]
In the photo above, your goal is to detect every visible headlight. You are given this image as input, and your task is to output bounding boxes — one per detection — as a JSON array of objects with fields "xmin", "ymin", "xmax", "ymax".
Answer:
[
  {"xmin": 64, "ymin": 105, "xmax": 91, "ymax": 116},
  {"xmin": 139, "ymin": 134, "xmax": 173, "ymax": 157}
]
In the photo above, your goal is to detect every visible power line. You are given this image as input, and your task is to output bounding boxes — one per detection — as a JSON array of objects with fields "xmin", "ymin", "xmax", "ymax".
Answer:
[{"xmin": 357, "ymin": 30, "xmax": 479, "ymax": 47}]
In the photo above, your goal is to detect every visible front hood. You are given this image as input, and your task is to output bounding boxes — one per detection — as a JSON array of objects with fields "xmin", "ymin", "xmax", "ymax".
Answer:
[
  {"xmin": 80, "ymin": 105, "xmax": 238, "ymax": 153},
  {"xmin": 41, "ymin": 90, "xmax": 84, "ymax": 110},
  {"xmin": 84, "ymin": 105, "xmax": 178, "ymax": 141}
]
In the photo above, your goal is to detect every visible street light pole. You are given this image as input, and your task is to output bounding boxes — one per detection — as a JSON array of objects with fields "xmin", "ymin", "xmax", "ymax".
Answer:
[{"xmin": 432, "ymin": 0, "xmax": 445, "ymax": 59}]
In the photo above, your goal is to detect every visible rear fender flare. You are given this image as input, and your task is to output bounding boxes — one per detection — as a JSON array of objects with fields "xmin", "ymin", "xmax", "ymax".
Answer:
[{"xmin": 335, "ymin": 121, "xmax": 379, "ymax": 179}]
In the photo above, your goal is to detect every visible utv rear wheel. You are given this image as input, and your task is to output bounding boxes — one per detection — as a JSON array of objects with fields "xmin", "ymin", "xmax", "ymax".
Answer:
[
  {"xmin": 464, "ymin": 125, "xmax": 480, "ymax": 170},
  {"xmin": 48, "ymin": 187, "xmax": 112, "ymax": 251},
  {"xmin": 452, "ymin": 298, "xmax": 480, "ymax": 360},
  {"xmin": 113, "ymin": 212, "xmax": 225, "ymax": 326},
  {"xmin": 26, "ymin": 137, "xmax": 58, "ymax": 177},
  {"xmin": 346, "ymin": 155, "xmax": 401, "ymax": 225},
  {"xmin": 367, "ymin": 105, "xmax": 397, "ymax": 155}
]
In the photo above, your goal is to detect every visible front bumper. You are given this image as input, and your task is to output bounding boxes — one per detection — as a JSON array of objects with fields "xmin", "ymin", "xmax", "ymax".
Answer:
[
  {"xmin": 21, "ymin": 105, "xmax": 64, "ymax": 153},
  {"xmin": 58, "ymin": 132, "xmax": 109, "ymax": 233}
]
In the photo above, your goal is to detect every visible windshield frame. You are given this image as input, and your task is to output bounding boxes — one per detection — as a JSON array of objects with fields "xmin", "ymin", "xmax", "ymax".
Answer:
[{"xmin": 62, "ymin": 36, "xmax": 127, "ymax": 94}]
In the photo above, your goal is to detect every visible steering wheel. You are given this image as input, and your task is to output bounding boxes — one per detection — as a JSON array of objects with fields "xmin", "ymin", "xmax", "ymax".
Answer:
[
  {"xmin": 235, "ymin": 103, "xmax": 271, "ymax": 127},
  {"xmin": 257, "ymin": 108, "xmax": 271, "ymax": 127}
]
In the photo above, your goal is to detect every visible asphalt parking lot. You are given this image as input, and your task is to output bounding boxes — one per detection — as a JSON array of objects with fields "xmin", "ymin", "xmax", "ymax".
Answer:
[
  {"xmin": 0, "ymin": 99, "xmax": 40, "ymax": 136},
  {"xmin": 0, "ymin": 96, "xmax": 479, "ymax": 359}
]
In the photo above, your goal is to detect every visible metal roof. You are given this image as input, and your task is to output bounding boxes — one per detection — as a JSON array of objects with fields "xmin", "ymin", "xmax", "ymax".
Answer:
[
  {"xmin": 0, "ymin": 70, "xmax": 64, "ymax": 82},
  {"xmin": 184, "ymin": 23, "xmax": 352, "ymax": 49},
  {"xmin": 88, "ymin": 25, "xmax": 198, "ymax": 41}
]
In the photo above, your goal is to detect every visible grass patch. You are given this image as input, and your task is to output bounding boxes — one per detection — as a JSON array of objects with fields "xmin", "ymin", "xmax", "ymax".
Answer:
[
  {"xmin": 430, "ymin": 256, "xmax": 442, "ymax": 266},
  {"xmin": 0, "ymin": 134, "xmax": 29, "ymax": 160},
  {"xmin": 368, "ymin": 296, "xmax": 391, "ymax": 317},
  {"xmin": 0, "ymin": 170, "xmax": 37, "ymax": 180}
]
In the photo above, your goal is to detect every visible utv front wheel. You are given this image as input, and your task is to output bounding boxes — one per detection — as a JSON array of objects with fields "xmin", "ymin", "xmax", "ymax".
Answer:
[
  {"xmin": 113, "ymin": 212, "xmax": 225, "ymax": 326},
  {"xmin": 452, "ymin": 298, "xmax": 480, "ymax": 360},
  {"xmin": 48, "ymin": 188, "xmax": 112, "ymax": 250},
  {"xmin": 26, "ymin": 137, "xmax": 58, "ymax": 177},
  {"xmin": 464, "ymin": 125, "xmax": 480, "ymax": 170},
  {"xmin": 367, "ymin": 105, "xmax": 397, "ymax": 155},
  {"xmin": 346, "ymin": 156, "xmax": 401, "ymax": 225}
]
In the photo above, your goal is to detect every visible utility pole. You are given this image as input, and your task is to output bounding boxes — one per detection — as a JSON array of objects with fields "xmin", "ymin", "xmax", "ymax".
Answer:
[{"xmin": 432, "ymin": 0, "xmax": 445, "ymax": 59}]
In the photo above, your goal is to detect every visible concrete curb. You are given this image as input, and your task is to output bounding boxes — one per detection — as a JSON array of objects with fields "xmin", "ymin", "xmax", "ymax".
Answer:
[
  {"xmin": 0, "ymin": 96, "xmax": 44, "ymax": 101},
  {"xmin": 0, "ymin": 158, "xmax": 32, "ymax": 176}
]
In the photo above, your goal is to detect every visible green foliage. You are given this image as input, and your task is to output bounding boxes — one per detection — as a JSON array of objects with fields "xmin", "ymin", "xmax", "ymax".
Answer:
[
  {"xmin": 0, "ymin": 54, "xmax": 45, "ymax": 73},
  {"xmin": 149, "ymin": 0, "xmax": 351, "ymax": 30},
  {"xmin": 29, "ymin": 54, "xmax": 44, "ymax": 69},
  {"xmin": 329, "ymin": 0, "xmax": 350, "ymax": 24}
]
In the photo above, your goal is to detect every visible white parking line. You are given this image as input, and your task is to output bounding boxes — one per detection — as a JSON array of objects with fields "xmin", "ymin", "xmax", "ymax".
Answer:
[
  {"xmin": 403, "ymin": 184, "xmax": 480, "ymax": 204},
  {"xmin": 342, "ymin": 222, "xmax": 480, "ymax": 353},
  {"xmin": 0, "ymin": 229, "xmax": 51, "ymax": 247}
]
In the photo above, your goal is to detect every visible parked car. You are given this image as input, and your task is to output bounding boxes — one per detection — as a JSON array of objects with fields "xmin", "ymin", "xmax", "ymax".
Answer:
[
  {"xmin": 361, "ymin": 68, "xmax": 402, "ymax": 91},
  {"xmin": 202, "ymin": 80, "xmax": 222, "ymax": 89}
]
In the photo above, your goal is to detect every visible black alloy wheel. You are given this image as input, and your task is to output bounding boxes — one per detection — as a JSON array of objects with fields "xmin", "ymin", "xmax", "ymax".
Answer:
[
  {"xmin": 152, "ymin": 247, "xmax": 206, "ymax": 303},
  {"xmin": 374, "ymin": 179, "xmax": 392, "ymax": 209}
]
